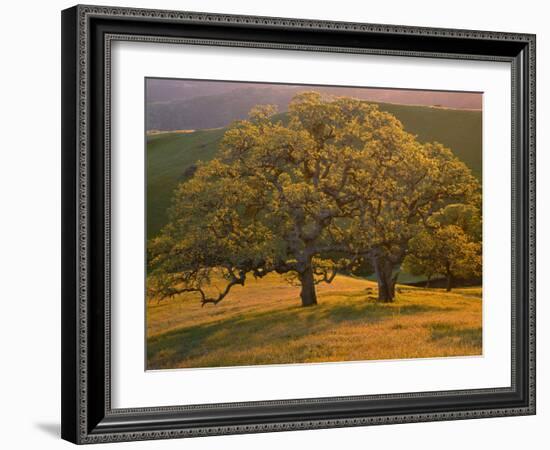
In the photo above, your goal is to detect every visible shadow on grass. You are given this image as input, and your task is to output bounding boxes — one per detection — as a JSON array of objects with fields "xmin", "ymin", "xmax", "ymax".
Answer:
[
  {"xmin": 147, "ymin": 296, "xmax": 453, "ymax": 369},
  {"xmin": 321, "ymin": 301, "xmax": 447, "ymax": 324},
  {"xmin": 429, "ymin": 323, "xmax": 482, "ymax": 348}
]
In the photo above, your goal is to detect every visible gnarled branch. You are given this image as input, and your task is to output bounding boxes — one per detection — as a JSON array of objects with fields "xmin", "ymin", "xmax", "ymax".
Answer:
[{"xmin": 159, "ymin": 268, "xmax": 247, "ymax": 306}]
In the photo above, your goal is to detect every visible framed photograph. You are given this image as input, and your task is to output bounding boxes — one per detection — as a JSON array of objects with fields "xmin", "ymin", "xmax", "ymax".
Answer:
[{"xmin": 61, "ymin": 5, "xmax": 536, "ymax": 444}]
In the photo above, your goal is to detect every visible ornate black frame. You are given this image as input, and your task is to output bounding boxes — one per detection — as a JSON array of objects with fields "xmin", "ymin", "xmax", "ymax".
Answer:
[{"xmin": 61, "ymin": 4, "xmax": 536, "ymax": 444}]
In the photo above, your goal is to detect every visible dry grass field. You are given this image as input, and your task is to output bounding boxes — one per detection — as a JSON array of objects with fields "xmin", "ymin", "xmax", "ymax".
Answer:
[{"xmin": 146, "ymin": 274, "xmax": 482, "ymax": 370}]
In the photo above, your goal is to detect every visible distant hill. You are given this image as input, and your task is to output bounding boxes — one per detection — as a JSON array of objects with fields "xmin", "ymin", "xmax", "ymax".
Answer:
[
  {"xmin": 147, "ymin": 102, "xmax": 482, "ymax": 240},
  {"xmin": 146, "ymin": 78, "xmax": 234, "ymax": 102},
  {"xmin": 147, "ymin": 87, "xmax": 298, "ymax": 131},
  {"xmin": 146, "ymin": 84, "xmax": 481, "ymax": 131}
]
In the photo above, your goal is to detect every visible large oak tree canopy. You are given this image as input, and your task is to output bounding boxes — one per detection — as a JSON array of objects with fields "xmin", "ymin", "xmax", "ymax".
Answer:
[{"xmin": 148, "ymin": 92, "xmax": 480, "ymax": 306}]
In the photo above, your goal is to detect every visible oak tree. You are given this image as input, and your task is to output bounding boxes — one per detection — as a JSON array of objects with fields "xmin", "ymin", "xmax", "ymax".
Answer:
[
  {"xmin": 403, "ymin": 204, "xmax": 482, "ymax": 291},
  {"xmin": 148, "ymin": 93, "xmax": 480, "ymax": 306}
]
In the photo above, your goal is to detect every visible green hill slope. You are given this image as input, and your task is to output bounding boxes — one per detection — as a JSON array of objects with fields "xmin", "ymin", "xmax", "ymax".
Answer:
[
  {"xmin": 380, "ymin": 103, "xmax": 481, "ymax": 180},
  {"xmin": 147, "ymin": 129, "xmax": 226, "ymax": 239},
  {"xmin": 147, "ymin": 103, "xmax": 481, "ymax": 240}
]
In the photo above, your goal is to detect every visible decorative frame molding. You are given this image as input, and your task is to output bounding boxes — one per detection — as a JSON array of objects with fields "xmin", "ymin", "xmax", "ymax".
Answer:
[{"xmin": 61, "ymin": 4, "xmax": 536, "ymax": 444}]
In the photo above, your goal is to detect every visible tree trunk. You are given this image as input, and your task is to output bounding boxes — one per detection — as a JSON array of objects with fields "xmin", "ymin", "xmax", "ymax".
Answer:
[
  {"xmin": 373, "ymin": 256, "xmax": 396, "ymax": 302},
  {"xmin": 446, "ymin": 273, "xmax": 453, "ymax": 292},
  {"xmin": 299, "ymin": 265, "xmax": 318, "ymax": 307},
  {"xmin": 445, "ymin": 262, "xmax": 453, "ymax": 292},
  {"xmin": 426, "ymin": 276, "xmax": 431, "ymax": 289}
]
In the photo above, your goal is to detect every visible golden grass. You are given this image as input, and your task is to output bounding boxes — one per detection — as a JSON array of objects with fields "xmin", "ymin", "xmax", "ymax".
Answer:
[{"xmin": 146, "ymin": 274, "xmax": 482, "ymax": 369}]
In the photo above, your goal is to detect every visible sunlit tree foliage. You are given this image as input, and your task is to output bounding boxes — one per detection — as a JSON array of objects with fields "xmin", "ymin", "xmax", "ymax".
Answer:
[{"xmin": 148, "ymin": 93, "xmax": 480, "ymax": 305}]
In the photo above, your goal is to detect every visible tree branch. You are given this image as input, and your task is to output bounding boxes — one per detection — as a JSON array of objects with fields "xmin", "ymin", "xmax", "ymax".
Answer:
[{"xmin": 160, "ymin": 269, "xmax": 247, "ymax": 306}]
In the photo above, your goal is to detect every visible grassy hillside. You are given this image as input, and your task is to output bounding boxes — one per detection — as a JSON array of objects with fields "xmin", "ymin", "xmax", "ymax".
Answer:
[
  {"xmin": 147, "ymin": 273, "xmax": 482, "ymax": 369},
  {"xmin": 380, "ymin": 103, "xmax": 482, "ymax": 179},
  {"xmin": 147, "ymin": 102, "xmax": 481, "ymax": 240},
  {"xmin": 147, "ymin": 128, "xmax": 226, "ymax": 238}
]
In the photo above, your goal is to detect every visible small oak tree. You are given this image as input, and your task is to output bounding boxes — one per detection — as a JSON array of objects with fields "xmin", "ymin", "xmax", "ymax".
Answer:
[
  {"xmin": 148, "ymin": 93, "xmax": 480, "ymax": 306},
  {"xmin": 403, "ymin": 204, "xmax": 482, "ymax": 291}
]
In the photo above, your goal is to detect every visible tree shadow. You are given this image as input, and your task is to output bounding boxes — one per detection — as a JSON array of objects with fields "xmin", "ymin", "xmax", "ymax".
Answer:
[
  {"xmin": 147, "ymin": 297, "xmax": 455, "ymax": 369},
  {"xmin": 324, "ymin": 301, "xmax": 450, "ymax": 324}
]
